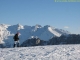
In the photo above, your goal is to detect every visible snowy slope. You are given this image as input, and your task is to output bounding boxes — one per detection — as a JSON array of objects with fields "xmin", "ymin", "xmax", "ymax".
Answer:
[
  {"xmin": 0, "ymin": 24, "xmax": 70, "ymax": 47},
  {"xmin": 0, "ymin": 44, "xmax": 80, "ymax": 60}
]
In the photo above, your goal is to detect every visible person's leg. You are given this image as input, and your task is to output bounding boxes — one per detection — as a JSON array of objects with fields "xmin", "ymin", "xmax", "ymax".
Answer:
[
  {"xmin": 14, "ymin": 41, "xmax": 17, "ymax": 47},
  {"xmin": 17, "ymin": 40, "xmax": 20, "ymax": 47}
]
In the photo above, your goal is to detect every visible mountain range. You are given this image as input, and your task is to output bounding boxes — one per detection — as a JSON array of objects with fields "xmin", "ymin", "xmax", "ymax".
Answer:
[{"xmin": 0, "ymin": 24, "xmax": 70, "ymax": 47}]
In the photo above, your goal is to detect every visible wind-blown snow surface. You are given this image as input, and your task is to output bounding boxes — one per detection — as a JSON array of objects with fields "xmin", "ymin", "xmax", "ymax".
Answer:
[{"xmin": 0, "ymin": 44, "xmax": 80, "ymax": 60}]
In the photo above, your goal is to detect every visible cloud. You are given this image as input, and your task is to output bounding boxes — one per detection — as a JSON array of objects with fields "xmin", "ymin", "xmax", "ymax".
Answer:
[{"xmin": 64, "ymin": 26, "xmax": 69, "ymax": 29}]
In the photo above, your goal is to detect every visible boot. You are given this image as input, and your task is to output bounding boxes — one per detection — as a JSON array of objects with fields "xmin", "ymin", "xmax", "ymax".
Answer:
[
  {"xmin": 14, "ymin": 44, "xmax": 16, "ymax": 47},
  {"xmin": 17, "ymin": 43, "xmax": 20, "ymax": 47}
]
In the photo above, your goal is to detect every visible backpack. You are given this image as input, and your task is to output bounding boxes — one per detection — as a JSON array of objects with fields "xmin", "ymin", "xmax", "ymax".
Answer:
[{"xmin": 13, "ymin": 34, "xmax": 17, "ymax": 39}]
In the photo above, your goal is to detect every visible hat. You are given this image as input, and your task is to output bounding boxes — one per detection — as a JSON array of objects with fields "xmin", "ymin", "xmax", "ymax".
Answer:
[{"xmin": 17, "ymin": 32, "xmax": 20, "ymax": 35}]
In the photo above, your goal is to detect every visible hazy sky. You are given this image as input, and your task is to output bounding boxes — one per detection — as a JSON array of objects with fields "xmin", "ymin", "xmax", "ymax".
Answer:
[{"xmin": 0, "ymin": 0, "xmax": 80, "ymax": 34}]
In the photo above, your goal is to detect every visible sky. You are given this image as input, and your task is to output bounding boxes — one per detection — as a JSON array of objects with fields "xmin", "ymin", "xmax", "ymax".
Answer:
[{"xmin": 0, "ymin": 0, "xmax": 80, "ymax": 34}]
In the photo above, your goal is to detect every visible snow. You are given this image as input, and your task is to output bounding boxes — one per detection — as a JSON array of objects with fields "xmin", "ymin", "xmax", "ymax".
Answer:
[
  {"xmin": 48, "ymin": 27, "xmax": 61, "ymax": 37},
  {"xmin": 0, "ymin": 44, "xmax": 80, "ymax": 60}
]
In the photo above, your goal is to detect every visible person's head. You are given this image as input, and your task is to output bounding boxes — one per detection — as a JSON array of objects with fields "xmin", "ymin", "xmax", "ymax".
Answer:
[{"xmin": 16, "ymin": 32, "xmax": 20, "ymax": 35}]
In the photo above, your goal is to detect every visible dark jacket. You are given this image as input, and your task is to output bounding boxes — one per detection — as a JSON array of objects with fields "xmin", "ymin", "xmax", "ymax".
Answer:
[{"xmin": 13, "ymin": 34, "xmax": 19, "ymax": 41}]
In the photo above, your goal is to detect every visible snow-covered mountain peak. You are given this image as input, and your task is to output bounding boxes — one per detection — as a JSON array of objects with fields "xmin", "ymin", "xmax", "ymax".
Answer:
[
  {"xmin": 31, "ymin": 24, "xmax": 42, "ymax": 32},
  {"xmin": 0, "ymin": 24, "xmax": 10, "ymax": 28},
  {"xmin": 44, "ymin": 25, "xmax": 55, "ymax": 30},
  {"xmin": 35, "ymin": 24, "xmax": 42, "ymax": 28},
  {"xmin": 44, "ymin": 25, "xmax": 51, "ymax": 28},
  {"xmin": 17, "ymin": 24, "xmax": 24, "ymax": 30}
]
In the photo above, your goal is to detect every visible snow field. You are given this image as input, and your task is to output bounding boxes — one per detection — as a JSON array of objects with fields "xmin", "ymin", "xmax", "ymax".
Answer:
[{"xmin": 0, "ymin": 44, "xmax": 80, "ymax": 60}]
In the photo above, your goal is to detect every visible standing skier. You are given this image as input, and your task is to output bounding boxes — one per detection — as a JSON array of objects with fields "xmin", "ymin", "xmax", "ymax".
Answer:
[{"xmin": 13, "ymin": 32, "xmax": 20, "ymax": 47}]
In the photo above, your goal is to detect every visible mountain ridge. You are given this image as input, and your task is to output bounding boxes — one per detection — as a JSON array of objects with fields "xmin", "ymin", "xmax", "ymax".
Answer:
[{"xmin": 0, "ymin": 24, "xmax": 70, "ymax": 47}]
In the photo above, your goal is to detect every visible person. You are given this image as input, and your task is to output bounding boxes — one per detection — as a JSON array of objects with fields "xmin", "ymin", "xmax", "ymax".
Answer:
[{"xmin": 13, "ymin": 32, "xmax": 20, "ymax": 47}]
